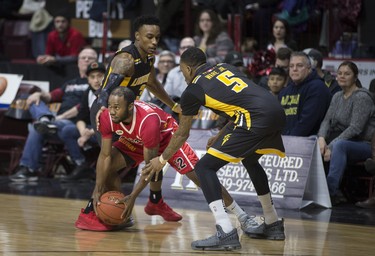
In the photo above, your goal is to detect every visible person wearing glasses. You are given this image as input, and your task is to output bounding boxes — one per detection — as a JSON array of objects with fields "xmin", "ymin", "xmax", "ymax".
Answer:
[{"xmin": 278, "ymin": 51, "xmax": 331, "ymax": 136}]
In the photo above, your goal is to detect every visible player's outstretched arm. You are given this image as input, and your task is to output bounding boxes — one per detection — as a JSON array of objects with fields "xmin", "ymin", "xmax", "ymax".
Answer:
[
  {"xmin": 118, "ymin": 146, "xmax": 159, "ymax": 219},
  {"xmin": 146, "ymin": 66, "xmax": 181, "ymax": 113}
]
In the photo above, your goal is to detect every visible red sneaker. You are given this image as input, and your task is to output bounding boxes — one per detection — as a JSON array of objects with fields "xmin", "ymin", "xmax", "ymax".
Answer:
[
  {"xmin": 144, "ymin": 199, "xmax": 182, "ymax": 222},
  {"xmin": 74, "ymin": 209, "xmax": 115, "ymax": 231}
]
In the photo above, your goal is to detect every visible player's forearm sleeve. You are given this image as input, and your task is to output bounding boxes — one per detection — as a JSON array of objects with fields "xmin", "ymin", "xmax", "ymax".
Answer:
[{"xmin": 97, "ymin": 73, "xmax": 124, "ymax": 107}]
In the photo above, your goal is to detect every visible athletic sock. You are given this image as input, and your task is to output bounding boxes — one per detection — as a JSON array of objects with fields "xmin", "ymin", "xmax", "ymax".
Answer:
[
  {"xmin": 150, "ymin": 189, "xmax": 162, "ymax": 204},
  {"xmin": 227, "ymin": 200, "xmax": 246, "ymax": 219},
  {"xmin": 209, "ymin": 199, "xmax": 233, "ymax": 233},
  {"xmin": 84, "ymin": 198, "xmax": 94, "ymax": 213},
  {"xmin": 258, "ymin": 193, "xmax": 278, "ymax": 224}
]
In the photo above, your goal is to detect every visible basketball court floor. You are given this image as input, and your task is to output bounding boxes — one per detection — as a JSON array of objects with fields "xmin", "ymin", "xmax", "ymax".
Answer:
[{"xmin": 0, "ymin": 177, "xmax": 374, "ymax": 255}]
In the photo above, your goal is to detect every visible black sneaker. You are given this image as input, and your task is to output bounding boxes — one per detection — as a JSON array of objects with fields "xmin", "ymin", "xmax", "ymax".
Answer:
[
  {"xmin": 9, "ymin": 166, "xmax": 38, "ymax": 182},
  {"xmin": 244, "ymin": 218, "xmax": 285, "ymax": 240},
  {"xmin": 33, "ymin": 121, "xmax": 58, "ymax": 135},
  {"xmin": 191, "ymin": 225, "xmax": 241, "ymax": 251},
  {"xmin": 60, "ymin": 164, "xmax": 94, "ymax": 182}
]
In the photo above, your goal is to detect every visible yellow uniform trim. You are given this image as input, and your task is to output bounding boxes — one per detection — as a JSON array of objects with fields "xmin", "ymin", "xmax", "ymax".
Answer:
[
  {"xmin": 205, "ymin": 95, "xmax": 251, "ymax": 129},
  {"xmin": 255, "ymin": 148, "xmax": 286, "ymax": 158},
  {"xmin": 207, "ymin": 148, "xmax": 243, "ymax": 163}
]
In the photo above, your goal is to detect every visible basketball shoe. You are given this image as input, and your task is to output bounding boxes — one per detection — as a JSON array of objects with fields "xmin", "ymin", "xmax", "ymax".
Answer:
[
  {"xmin": 191, "ymin": 225, "xmax": 241, "ymax": 251},
  {"xmin": 238, "ymin": 213, "xmax": 259, "ymax": 232},
  {"xmin": 244, "ymin": 218, "xmax": 285, "ymax": 240},
  {"xmin": 144, "ymin": 199, "xmax": 182, "ymax": 221},
  {"xmin": 75, "ymin": 209, "xmax": 134, "ymax": 231}
]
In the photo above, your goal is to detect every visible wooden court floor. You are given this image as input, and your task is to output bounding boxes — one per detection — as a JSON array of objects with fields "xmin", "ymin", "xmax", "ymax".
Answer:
[{"xmin": 0, "ymin": 194, "xmax": 374, "ymax": 255}]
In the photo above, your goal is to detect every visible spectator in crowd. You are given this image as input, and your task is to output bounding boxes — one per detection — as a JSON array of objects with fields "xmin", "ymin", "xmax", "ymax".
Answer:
[
  {"xmin": 268, "ymin": 67, "xmax": 288, "ymax": 96},
  {"xmin": 158, "ymin": 37, "xmax": 196, "ymax": 119},
  {"xmin": 279, "ymin": 51, "xmax": 331, "ymax": 136},
  {"xmin": 258, "ymin": 47, "xmax": 292, "ymax": 89},
  {"xmin": 10, "ymin": 47, "xmax": 98, "ymax": 182},
  {"xmin": 140, "ymin": 50, "xmax": 176, "ymax": 103},
  {"xmin": 317, "ymin": 61, "xmax": 375, "ymax": 205},
  {"xmin": 59, "ymin": 62, "xmax": 106, "ymax": 182},
  {"xmin": 36, "ymin": 12, "xmax": 86, "ymax": 66},
  {"xmin": 194, "ymin": 9, "xmax": 234, "ymax": 65},
  {"xmin": 224, "ymin": 51, "xmax": 246, "ymax": 74},
  {"xmin": 267, "ymin": 17, "xmax": 297, "ymax": 53},
  {"xmin": 304, "ymin": 48, "xmax": 341, "ymax": 96},
  {"xmin": 163, "ymin": 37, "xmax": 195, "ymax": 101}
]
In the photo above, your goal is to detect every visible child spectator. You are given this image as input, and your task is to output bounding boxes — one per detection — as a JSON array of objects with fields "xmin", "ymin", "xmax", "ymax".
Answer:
[{"xmin": 268, "ymin": 67, "xmax": 287, "ymax": 96}]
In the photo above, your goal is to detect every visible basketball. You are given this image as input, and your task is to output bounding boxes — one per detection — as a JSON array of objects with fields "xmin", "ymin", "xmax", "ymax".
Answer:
[{"xmin": 97, "ymin": 191, "xmax": 126, "ymax": 225}]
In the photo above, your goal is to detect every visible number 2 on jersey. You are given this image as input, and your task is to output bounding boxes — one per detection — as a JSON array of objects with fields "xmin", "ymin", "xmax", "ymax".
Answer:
[{"xmin": 216, "ymin": 70, "xmax": 248, "ymax": 93}]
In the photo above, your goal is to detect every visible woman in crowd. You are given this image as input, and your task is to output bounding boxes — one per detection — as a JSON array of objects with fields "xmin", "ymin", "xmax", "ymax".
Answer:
[
  {"xmin": 267, "ymin": 17, "xmax": 297, "ymax": 53},
  {"xmin": 317, "ymin": 61, "xmax": 375, "ymax": 205},
  {"xmin": 193, "ymin": 9, "xmax": 234, "ymax": 65}
]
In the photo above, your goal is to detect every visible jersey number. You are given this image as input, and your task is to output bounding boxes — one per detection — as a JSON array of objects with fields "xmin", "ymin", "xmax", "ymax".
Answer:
[{"xmin": 216, "ymin": 70, "xmax": 248, "ymax": 93}]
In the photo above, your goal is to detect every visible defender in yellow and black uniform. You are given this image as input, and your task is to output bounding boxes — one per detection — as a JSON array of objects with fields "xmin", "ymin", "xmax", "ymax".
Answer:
[
  {"xmin": 181, "ymin": 62, "xmax": 286, "ymax": 161},
  {"xmin": 142, "ymin": 47, "xmax": 287, "ymax": 250},
  {"xmin": 90, "ymin": 15, "xmax": 178, "ymax": 142}
]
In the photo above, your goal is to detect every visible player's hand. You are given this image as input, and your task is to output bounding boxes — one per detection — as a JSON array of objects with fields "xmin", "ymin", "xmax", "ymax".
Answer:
[
  {"xmin": 117, "ymin": 194, "xmax": 135, "ymax": 220},
  {"xmin": 96, "ymin": 106, "xmax": 107, "ymax": 131},
  {"xmin": 142, "ymin": 157, "xmax": 164, "ymax": 182}
]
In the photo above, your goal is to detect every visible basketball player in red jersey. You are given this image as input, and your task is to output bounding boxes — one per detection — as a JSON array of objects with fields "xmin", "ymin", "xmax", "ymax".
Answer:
[
  {"xmin": 75, "ymin": 87, "xmax": 255, "ymax": 231},
  {"xmin": 84, "ymin": 15, "xmax": 182, "ymax": 229}
]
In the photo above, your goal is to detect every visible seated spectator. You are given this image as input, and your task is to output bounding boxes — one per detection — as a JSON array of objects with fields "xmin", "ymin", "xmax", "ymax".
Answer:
[
  {"xmin": 257, "ymin": 47, "xmax": 292, "ymax": 89},
  {"xmin": 267, "ymin": 18, "xmax": 297, "ymax": 53},
  {"xmin": 268, "ymin": 67, "xmax": 288, "ymax": 96},
  {"xmin": 36, "ymin": 12, "xmax": 87, "ymax": 66},
  {"xmin": 59, "ymin": 62, "xmax": 106, "ymax": 182},
  {"xmin": 194, "ymin": 9, "xmax": 234, "ymax": 65},
  {"xmin": 304, "ymin": 48, "xmax": 341, "ymax": 96},
  {"xmin": 279, "ymin": 51, "xmax": 331, "ymax": 136},
  {"xmin": 163, "ymin": 37, "xmax": 195, "ymax": 101},
  {"xmin": 224, "ymin": 51, "xmax": 246, "ymax": 75},
  {"xmin": 317, "ymin": 61, "xmax": 375, "ymax": 205},
  {"xmin": 140, "ymin": 50, "xmax": 176, "ymax": 102},
  {"xmin": 10, "ymin": 47, "xmax": 97, "ymax": 182}
]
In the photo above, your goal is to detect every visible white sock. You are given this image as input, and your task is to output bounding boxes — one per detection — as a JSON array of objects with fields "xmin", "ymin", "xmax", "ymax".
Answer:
[
  {"xmin": 209, "ymin": 199, "xmax": 233, "ymax": 233},
  {"xmin": 227, "ymin": 200, "xmax": 246, "ymax": 219},
  {"xmin": 39, "ymin": 116, "xmax": 50, "ymax": 122},
  {"xmin": 258, "ymin": 193, "xmax": 278, "ymax": 224}
]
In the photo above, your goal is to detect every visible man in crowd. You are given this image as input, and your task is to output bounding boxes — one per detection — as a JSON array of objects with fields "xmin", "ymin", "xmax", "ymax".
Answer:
[
  {"xmin": 279, "ymin": 51, "xmax": 331, "ymax": 136},
  {"xmin": 10, "ymin": 47, "xmax": 97, "ymax": 181},
  {"xmin": 36, "ymin": 12, "xmax": 86, "ymax": 66}
]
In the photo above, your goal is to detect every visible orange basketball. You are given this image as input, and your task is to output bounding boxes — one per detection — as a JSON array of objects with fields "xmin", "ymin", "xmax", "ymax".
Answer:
[{"xmin": 97, "ymin": 191, "xmax": 126, "ymax": 225}]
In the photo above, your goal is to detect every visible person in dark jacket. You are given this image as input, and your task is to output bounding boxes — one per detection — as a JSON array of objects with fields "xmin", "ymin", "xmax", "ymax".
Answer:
[
  {"xmin": 59, "ymin": 62, "xmax": 105, "ymax": 181},
  {"xmin": 278, "ymin": 51, "xmax": 331, "ymax": 136}
]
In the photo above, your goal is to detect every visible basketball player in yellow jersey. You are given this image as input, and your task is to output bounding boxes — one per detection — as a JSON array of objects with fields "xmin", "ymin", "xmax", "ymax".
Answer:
[{"xmin": 143, "ymin": 47, "xmax": 287, "ymax": 251}]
